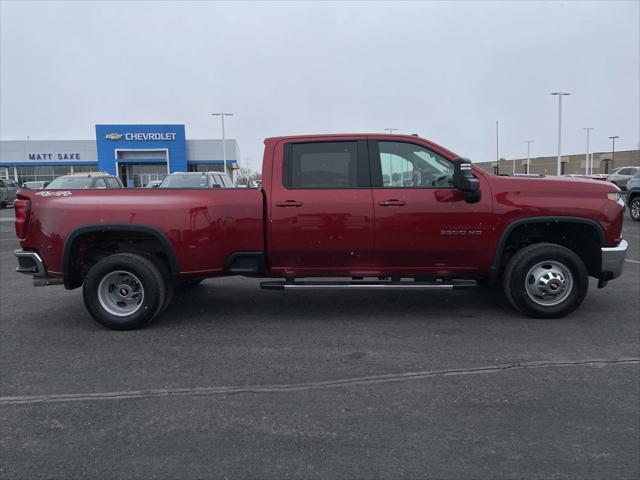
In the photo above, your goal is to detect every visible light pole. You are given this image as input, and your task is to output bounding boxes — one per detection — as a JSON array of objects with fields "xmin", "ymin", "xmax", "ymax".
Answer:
[
  {"xmin": 524, "ymin": 140, "xmax": 534, "ymax": 174},
  {"xmin": 551, "ymin": 92, "xmax": 570, "ymax": 176},
  {"xmin": 496, "ymin": 120, "xmax": 500, "ymax": 175},
  {"xmin": 384, "ymin": 129, "xmax": 398, "ymax": 184},
  {"xmin": 583, "ymin": 128, "xmax": 594, "ymax": 175},
  {"xmin": 211, "ymin": 113, "xmax": 233, "ymax": 178},
  {"xmin": 609, "ymin": 135, "xmax": 619, "ymax": 172}
]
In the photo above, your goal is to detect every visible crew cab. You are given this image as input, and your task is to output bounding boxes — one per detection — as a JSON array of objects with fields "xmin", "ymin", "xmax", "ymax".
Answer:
[{"xmin": 13, "ymin": 134, "xmax": 628, "ymax": 330}]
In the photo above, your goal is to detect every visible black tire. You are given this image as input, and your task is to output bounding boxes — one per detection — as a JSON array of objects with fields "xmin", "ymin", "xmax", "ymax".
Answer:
[
  {"xmin": 629, "ymin": 196, "xmax": 640, "ymax": 222},
  {"xmin": 83, "ymin": 253, "xmax": 166, "ymax": 330},
  {"xmin": 503, "ymin": 243, "xmax": 588, "ymax": 319},
  {"xmin": 0, "ymin": 201, "xmax": 6, "ymax": 209}
]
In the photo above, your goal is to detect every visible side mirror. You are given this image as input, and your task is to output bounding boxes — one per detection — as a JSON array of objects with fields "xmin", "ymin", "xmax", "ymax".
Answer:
[{"xmin": 453, "ymin": 158, "xmax": 481, "ymax": 203}]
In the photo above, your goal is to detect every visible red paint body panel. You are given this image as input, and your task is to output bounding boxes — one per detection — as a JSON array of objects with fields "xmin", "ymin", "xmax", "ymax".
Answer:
[
  {"xmin": 18, "ymin": 189, "xmax": 264, "ymax": 276},
  {"xmin": 17, "ymin": 133, "xmax": 624, "ymax": 283}
]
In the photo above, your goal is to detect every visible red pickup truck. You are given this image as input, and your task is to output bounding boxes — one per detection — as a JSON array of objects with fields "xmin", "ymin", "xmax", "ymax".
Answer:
[{"xmin": 14, "ymin": 134, "xmax": 628, "ymax": 330}]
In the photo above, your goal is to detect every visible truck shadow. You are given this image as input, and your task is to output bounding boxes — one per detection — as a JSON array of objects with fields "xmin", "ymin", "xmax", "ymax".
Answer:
[{"xmin": 160, "ymin": 277, "xmax": 515, "ymax": 328}]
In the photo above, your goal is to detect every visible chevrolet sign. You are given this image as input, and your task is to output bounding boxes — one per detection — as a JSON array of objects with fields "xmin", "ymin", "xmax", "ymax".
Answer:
[{"xmin": 105, "ymin": 132, "xmax": 177, "ymax": 141}]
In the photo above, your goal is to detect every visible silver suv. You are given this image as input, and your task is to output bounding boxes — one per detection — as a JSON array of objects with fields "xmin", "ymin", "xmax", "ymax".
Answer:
[
  {"xmin": 0, "ymin": 178, "xmax": 19, "ymax": 208},
  {"xmin": 607, "ymin": 166, "xmax": 640, "ymax": 190}
]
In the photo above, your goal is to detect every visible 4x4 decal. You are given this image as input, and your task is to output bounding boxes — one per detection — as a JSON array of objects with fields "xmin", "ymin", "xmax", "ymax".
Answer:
[{"xmin": 35, "ymin": 191, "xmax": 72, "ymax": 197}]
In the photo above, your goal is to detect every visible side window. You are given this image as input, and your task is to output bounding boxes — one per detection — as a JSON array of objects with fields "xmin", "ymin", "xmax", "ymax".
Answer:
[
  {"xmin": 94, "ymin": 178, "xmax": 107, "ymax": 189},
  {"xmin": 284, "ymin": 141, "xmax": 360, "ymax": 189},
  {"xmin": 105, "ymin": 177, "xmax": 120, "ymax": 188},
  {"xmin": 211, "ymin": 175, "xmax": 222, "ymax": 187},
  {"xmin": 376, "ymin": 141, "xmax": 454, "ymax": 188}
]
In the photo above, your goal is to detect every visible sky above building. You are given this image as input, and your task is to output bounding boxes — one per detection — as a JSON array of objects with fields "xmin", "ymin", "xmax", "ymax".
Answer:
[{"xmin": 1, "ymin": 0, "xmax": 638, "ymax": 171}]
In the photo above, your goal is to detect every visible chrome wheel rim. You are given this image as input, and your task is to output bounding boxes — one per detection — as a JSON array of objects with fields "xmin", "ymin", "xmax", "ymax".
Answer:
[
  {"xmin": 97, "ymin": 270, "xmax": 144, "ymax": 317},
  {"xmin": 631, "ymin": 199, "xmax": 640, "ymax": 220},
  {"xmin": 524, "ymin": 260, "xmax": 573, "ymax": 307}
]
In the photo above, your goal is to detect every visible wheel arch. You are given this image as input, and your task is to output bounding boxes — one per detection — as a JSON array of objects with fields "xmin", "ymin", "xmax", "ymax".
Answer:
[
  {"xmin": 63, "ymin": 224, "xmax": 180, "ymax": 289},
  {"xmin": 488, "ymin": 216, "xmax": 605, "ymax": 283}
]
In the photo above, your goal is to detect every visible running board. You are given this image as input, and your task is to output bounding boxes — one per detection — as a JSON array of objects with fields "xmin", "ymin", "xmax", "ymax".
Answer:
[{"xmin": 260, "ymin": 279, "xmax": 477, "ymax": 291}]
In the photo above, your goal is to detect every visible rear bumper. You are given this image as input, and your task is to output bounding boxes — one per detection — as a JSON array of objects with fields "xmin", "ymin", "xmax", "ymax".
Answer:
[
  {"xmin": 601, "ymin": 239, "xmax": 627, "ymax": 280},
  {"xmin": 14, "ymin": 249, "xmax": 46, "ymax": 277}
]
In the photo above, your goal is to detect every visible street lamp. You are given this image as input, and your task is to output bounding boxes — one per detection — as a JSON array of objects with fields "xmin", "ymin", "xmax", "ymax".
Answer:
[
  {"xmin": 211, "ymin": 113, "xmax": 233, "ymax": 177},
  {"xmin": 609, "ymin": 135, "xmax": 619, "ymax": 172},
  {"xmin": 384, "ymin": 129, "xmax": 398, "ymax": 182},
  {"xmin": 583, "ymin": 128, "xmax": 594, "ymax": 175},
  {"xmin": 551, "ymin": 92, "xmax": 571, "ymax": 176},
  {"xmin": 524, "ymin": 140, "xmax": 534, "ymax": 174}
]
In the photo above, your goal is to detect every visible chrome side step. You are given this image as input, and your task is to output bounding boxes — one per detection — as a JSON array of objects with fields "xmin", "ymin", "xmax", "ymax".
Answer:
[{"xmin": 260, "ymin": 279, "xmax": 477, "ymax": 291}]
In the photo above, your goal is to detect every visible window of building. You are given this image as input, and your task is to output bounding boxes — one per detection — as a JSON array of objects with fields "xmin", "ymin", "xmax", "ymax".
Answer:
[
  {"xmin": 284, "ymin": 142, "xmax": 360, "ymax": 189},
  {"xmin": 15, "ymin": 165, "xmax": 75, "ymax": 184},
  {"xmin": 189, "ymin": 163, "xmax": 224, "ymax": 173}
]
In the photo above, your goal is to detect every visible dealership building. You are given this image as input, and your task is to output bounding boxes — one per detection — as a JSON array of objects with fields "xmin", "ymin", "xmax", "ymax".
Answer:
[{"xmin": 0, "ymin": 124, "xmax": 239, "ymax": 187}]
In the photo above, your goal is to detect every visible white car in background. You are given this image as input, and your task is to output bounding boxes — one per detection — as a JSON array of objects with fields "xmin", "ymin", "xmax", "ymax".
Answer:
[{"xmin": 159, "ymin": 172, "xmax": 234, "ymax": 189}]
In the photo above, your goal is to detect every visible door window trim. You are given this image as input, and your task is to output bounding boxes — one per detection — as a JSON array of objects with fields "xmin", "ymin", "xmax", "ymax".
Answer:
[
  {"xmin": 282, "ymin": 140, "xmax": 371, "ymax": 190},
  {"xmin": 368, "ymin": 139, "xmax": 456, "ymax": 189}
]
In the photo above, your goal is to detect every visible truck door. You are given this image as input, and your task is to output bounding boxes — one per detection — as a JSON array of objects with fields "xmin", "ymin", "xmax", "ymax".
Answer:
[
  {"xmin": 369, "ymin": 139, "xmax": 493, "ymax": 274},
  {"xmin": 269, "ymin": 140, "xmax": 374, "ymax": 275}
]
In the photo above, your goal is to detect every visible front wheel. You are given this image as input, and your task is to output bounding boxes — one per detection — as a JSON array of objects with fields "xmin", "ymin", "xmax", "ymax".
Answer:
[
  {"xmin": 503, "ymin": 243, "xmax": 588, "ymax": 319},
  {"xmin": 83, "ymin": 253, "xmax": 166, "ymax": 330},
  {"xmin": 629, "ymin": 196, "xmax": 640, "ymax": 222}
]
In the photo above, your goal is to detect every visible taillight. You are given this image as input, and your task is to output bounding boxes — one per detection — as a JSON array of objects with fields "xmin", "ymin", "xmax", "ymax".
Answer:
[{"xmin": 14, "ymin": 198, "xmax": 31, "ymax": 239}]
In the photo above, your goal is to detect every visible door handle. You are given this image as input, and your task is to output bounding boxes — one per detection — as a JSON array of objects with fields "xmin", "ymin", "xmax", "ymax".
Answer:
[
  {"xmin": 379, "ymin": 199, "xmax": 406, "ymax": 207},
  {"xmin": 276, "ymin": 200, "xmax": 304, "ymax": 207}
]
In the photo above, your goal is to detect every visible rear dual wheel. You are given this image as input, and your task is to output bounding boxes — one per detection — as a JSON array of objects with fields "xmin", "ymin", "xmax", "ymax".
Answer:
[
  {"xmin": 503, "ymin": 243, "xmax": 589, "ymax": 319},
  {"xmin": 83, "ymin": 253, "xmax": 167, "ymax": 330}
]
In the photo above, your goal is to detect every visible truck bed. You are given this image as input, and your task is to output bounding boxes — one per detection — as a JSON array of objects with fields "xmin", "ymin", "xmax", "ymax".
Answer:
[{"xmin": 17, "ymin": 188, "xmax": 265, "ymax": 276}]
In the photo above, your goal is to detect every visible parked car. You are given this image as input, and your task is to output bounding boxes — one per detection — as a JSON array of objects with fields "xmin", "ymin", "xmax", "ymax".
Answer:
[
  {"xmin": 607, "ymin": 166, "xmax": 640, "ymax": 190},
  {"xmin": 159, "ymin": 171, "xmax": 233, "ymax": 189},
  {"xmin": 626, "ymin": 171, "xmax": 640, "ymax": 221},
  {"xmin": 146, "ymin": 180, "xmax": 163, "ymax": 188},
  {"xmin": 0, "ymin": 178, "xmax": 19, "ymax": 208},
  {"xmin": 45, "ymin": 173, "xmax": 124, "ymax": 190},
  {"xmin": 13, "ymin": 133, "xmax": 627, "ymax": 330},
  {"xmin": 21, "ymin": 181, "xmax": 50, "ymax": 189}
]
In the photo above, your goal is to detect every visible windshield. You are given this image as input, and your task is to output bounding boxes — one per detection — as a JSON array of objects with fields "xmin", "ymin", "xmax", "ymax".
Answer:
[
  {"xmin": 46, "ymin": 177, "xmax": 96, "ymax": 189},
  {"xmin": 160, "ymin": 175, "xmax": 209, "ymax": 188}
]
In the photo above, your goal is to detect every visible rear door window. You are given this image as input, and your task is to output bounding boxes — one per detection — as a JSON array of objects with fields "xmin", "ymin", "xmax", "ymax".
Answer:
[{"xmin": 284, "ymin": 141, "xmax": 365, "ymax": 189}]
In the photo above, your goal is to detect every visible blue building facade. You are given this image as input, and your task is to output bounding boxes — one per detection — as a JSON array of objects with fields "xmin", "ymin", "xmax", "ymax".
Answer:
[{"xmin": 0, "ymin": 124, "xmax": 239, "ymax": 186}]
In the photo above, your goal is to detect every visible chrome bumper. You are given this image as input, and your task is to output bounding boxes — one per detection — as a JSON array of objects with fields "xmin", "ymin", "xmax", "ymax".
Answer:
[
  {"xmin": 14, "ymin": 249, "xmax": 46, "ymax": 277},
  {"xmin": 601, "ymin": 239, "xmax": 628, "ymax": 280}
]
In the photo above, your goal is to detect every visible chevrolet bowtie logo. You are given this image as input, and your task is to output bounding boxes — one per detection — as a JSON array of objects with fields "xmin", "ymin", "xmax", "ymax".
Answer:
[{"xmin": 105, "ymin": 133, "xmax": 124, "ymax": 140}]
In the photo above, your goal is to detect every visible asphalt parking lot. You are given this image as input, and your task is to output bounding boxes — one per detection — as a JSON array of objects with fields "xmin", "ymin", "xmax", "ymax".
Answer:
[{"xmin": 0, "ymin": 206, "xmax": 638, "ymax": 479}]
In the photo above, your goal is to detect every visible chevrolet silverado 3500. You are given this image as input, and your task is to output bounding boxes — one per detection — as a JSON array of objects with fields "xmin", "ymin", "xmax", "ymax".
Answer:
[{"xmin": 14, "ymin": 134, "xmax": 627, "ymax": 330}]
